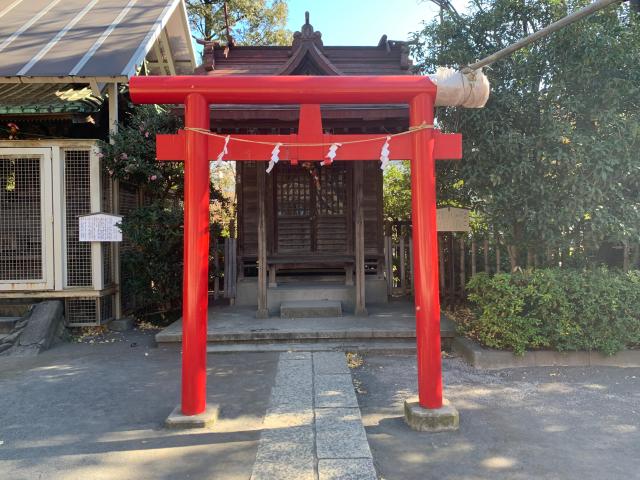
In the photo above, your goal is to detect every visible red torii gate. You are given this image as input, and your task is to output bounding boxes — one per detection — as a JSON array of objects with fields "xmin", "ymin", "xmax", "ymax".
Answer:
[{"xmin": 129, "ymin": 75, "xmax": 462, "ymax": 424}]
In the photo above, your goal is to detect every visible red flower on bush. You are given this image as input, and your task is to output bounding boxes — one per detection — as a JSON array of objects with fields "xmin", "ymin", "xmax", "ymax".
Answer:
[{"xmin": 7, "ymin": 122, "xmax": 19, "ymax": 139}]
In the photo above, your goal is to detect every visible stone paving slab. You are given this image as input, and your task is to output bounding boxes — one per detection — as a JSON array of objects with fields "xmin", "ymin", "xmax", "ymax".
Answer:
[
  {"xmin": 315, "ymin": 374, "xmax": 359, "ymax": 408},
  {"xmin": 313, "ymin": 351, "xmax": 350, "ymax": 374},
  {"xmin": 274, "ymin": 364, "xmax": 313, "ymax": 389},
  {"xmin": 251, "ymin": 354, "xmax": 316, "ymax": 480},
  {"xmin": 252, "ymin": 458, "xmax": 315, "ymax": 480},
  {"xmin": 254, "ymin": 425, "xmax": 315, "ymax": 464},
  {"xmin": 315, "ymin": 408, "xmax": 372, "ymax": 459},
  {"xmin": 318, "ymin": 459, "xmax": 378, "ymax": 480},
  {"xmin": 251, "ymin": 351, "xmax": 377, "ymax": 480},
  {"xmin": 270, "ymin": 385, "xmax": 313, "ymax": 408}
]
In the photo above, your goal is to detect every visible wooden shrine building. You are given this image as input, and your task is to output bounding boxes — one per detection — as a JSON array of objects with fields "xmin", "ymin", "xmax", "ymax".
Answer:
[{"xmin": 198, "ymin": 14, "xmax": 413, "ymax": 315}]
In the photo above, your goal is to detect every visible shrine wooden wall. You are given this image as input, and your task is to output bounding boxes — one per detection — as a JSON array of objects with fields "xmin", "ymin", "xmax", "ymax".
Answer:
[{"xmin": 237, "ymin": 160, "xmax": 384, "ymax": 272}]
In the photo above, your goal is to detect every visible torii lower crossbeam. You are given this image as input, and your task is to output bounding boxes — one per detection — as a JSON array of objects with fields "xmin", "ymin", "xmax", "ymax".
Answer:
[{"xmin": 129, "ymin": 75, "xmax": 461, "ymax": 422}]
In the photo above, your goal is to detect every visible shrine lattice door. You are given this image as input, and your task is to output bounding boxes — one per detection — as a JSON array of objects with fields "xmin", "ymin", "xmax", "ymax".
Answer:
[{"xmin": 273, "ymin": 162, "xmax": 351, "ymax": 256}]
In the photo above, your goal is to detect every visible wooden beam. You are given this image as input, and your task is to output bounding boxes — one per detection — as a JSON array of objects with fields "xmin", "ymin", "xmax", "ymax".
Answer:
[
  {"xmin": 153, "ymin": 42, "xmax": 167, "ymax": 75},
  {"xmin": 399, "ymin": 228, "xmax": 406, "ymax": 294},
  {"xmin": 106, "ymin": 82, "xmax": 123, "ymax": 320},
  {"xmin": 384, "ymin": 223, "xmax": 392, "ymax": 295},
  {"xmin": 155, "ymin": 130, "xmax": 461, "ymax": 162},
  {"xmin": 354, "ymin": 162, "xmax": 367, "ymax": 316},
  {"xmin": 471, "ymin": 239, "xmax": 477, "ymax": 276},
  {"xmin": 438, "ymin": 234, "xmax": 445, "ymax": 292},
  {"xmin": 160, "ymin": 30, "xmax": 177, "ymax": 76},
  {"xmin": 256, "ymin": 166, "xmax": 268, "ymax": 318},
  {"xmin": 459, "ymin": 237, "xmax": 466, "ymax": 291}
]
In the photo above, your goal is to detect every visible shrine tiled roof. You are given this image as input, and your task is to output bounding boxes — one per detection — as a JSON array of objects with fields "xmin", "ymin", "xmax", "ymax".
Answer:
[{"xmin": 196, "ymin": 13, "xmax": 412, "ymax": 77}]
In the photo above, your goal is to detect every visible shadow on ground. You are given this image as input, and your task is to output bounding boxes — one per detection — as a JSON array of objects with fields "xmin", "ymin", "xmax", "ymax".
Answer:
[
  {"xmin": 354, "ymin": 354, "xmax": 640, "ymax": 480},
  {"xmin": 0, "ymin": 331, "xmax": 279, "ymax": 480}
]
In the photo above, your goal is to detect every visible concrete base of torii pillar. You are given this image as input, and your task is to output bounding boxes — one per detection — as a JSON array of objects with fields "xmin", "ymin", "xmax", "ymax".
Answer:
[
  {"xmin": 404, "ymin": 398, "xmax": 459, "ymax": 432},
  {"xmin": 165, "ymin": 404, "xmax": 219, "ymax": 429}
]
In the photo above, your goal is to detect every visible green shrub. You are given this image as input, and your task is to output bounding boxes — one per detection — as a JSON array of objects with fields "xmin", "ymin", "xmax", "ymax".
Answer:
[
  {"xmin": 103, "ymin": 105, "xmax": 232, "ymax": 325},
  {"xmin": 119, "ymin": 203, "xmax": 184, "ymax": 322},
  {"xmin": 465, "ymin": 269, "xmax": 640, "ymax": 355}
]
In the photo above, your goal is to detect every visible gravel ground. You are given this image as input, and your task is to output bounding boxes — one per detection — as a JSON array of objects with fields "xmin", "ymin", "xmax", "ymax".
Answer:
[{"xmin": 353, "ymin": 353, "xmax": 640, "ymax": 480}]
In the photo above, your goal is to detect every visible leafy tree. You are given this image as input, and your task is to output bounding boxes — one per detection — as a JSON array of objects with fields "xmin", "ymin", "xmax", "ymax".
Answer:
[
  {"xmin": 102, "ymin": 105, "xmax": 231, "ymax": 322},
  {"xmin": 411, "ymin": 0, "xmax": 640, "ymax": 270},
  {"xmin": 186, "ymin": 0, "xmax": 291, "ymax": 45},
  {"xmin": 101, "ymin": 105, "xmax": 183, "ymax": 200},
  {"xmin": 383, "ymin": 162, "xmax": 412, "ymax": 221}
]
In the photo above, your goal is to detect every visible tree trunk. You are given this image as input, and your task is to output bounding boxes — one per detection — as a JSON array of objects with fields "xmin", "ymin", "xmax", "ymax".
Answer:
[
  {"xmin": 632, "ymin": 244, "xmax": 640, "ymax": 270},
  {"xmin": 483, "ymin": 238, "xmax": 489, "ymax": 273},
  {"xmin": 623, "ymin": 240, "xmax": 630, "ymax": 272},
  {"xmin": 495, "ymin": 232, "xmax": 501, "ymax": 274},
  {"xmin": 507, "ymin": 244, "xmax": 518, "ymax": 272}
]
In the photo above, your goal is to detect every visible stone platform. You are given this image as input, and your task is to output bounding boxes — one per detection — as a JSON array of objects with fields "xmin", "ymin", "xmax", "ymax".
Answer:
[{"xmin": 155, "ymin": 301, "xmax": 456, "ymax": 352}]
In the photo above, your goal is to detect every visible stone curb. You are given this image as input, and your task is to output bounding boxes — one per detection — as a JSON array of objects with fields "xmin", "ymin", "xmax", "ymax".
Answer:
[{"xmin": 453, "ymin": 336, "xmax": 640, "ymax": 369}]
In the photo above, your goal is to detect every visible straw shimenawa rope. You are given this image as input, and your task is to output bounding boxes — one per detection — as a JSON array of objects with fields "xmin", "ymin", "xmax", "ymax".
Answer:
[{"xmin": 182, "ymin": 122, "xmax": 434, "ymax": 148}]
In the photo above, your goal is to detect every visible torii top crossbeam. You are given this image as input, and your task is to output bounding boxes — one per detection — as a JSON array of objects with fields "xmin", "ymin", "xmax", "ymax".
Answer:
[
  {"xmin": 130, "ymin": 75, "xmax": 436, "ymax": 104},
  {"xmin": 129, "ymin": 73, "xmax": 488, "ymax": 423}
]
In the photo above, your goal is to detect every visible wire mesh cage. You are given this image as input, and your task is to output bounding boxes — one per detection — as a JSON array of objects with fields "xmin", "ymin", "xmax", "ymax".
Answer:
[
  {"xmin": 100, "ymin": 294, "xmax": 114, "ymax": 323},
  {"xmin": 0, "ymin": 155, "xmax": 43, "ymax": 282},
  {"xmin": 64, "ymin": 150, "xmax": 92, "ymax": 287},
  {"xmin": 1, "ymin": 141, "xmax": 126, "ymax": 324},
  {"xmin": 65, "ymin": 295, "xmax": 115, "ymax": 327}
]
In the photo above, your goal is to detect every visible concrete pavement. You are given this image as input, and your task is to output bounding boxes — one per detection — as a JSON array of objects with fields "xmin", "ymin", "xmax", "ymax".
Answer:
[
  {"xmin": 353, "ymin": 354, "xmax": 640, "ymax": 480},
  {"xmin": 0, "ymin": 330, "xmax": 278, "ymax": 480},
  {"xmin": 3, "ymin": 328, "xmax": 640, "ymax": 480}
]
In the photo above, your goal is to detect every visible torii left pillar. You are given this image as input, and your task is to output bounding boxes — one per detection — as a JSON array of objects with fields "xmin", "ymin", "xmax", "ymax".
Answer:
[{"xmin": 165, "ymin": 94, "xmax": 219, "ymax": 428}]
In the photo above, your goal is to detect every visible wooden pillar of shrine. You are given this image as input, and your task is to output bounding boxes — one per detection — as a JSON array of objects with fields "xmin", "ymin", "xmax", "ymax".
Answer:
[
  {"xmin": 257, "ymin": 165, "xmax": 268, "ymax": 318},
  {"xmin": 354, "ymin": 161, "xmax": 367, "ymax": 316}
]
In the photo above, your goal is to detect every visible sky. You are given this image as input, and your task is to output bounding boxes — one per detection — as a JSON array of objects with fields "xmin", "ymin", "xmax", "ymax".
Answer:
[
  {"xmin": 191, "ymin": 0, "xmax": 468, "ymax": 57},
  {"xmin": 285, "ymin": 0, "xmax": 467, "ymax": 45}
]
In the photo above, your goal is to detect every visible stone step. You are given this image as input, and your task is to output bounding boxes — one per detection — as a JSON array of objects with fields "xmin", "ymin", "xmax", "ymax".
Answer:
[
  {"xmin": 280, "ymin": 300, "xmax": 342, "ymax": 319},
  {"xmin": 204, "ymin": 340, "xmax": 419, "ymax": 354},
  {"xmin": 0, "ymin": 317, "xmax": 20, "ymax": 334},
  {"xmin": 154, "ymin": 313, "xmax": 457, "ymax": 344}
]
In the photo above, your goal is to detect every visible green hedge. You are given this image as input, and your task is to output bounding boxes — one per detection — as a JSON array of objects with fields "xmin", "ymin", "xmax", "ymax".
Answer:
[{"xmin": 463, "ymin": 269, "xmax": 640, "ymax": 355}]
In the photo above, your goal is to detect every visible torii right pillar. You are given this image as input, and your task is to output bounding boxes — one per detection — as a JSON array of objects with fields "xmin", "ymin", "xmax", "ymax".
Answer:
[{"xmin": 404, "ymin": 92, "xmax": 460, "ymax": 432}]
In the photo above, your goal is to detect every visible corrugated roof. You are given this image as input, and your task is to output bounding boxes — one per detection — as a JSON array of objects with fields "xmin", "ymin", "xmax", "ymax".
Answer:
[
  {"xmin": 0, "ymin": 84, "xmax": 102, "ymax": 114},
  {"xmin": 0, "ymin": 0, "xmax": 195, "ymax": 81}
]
